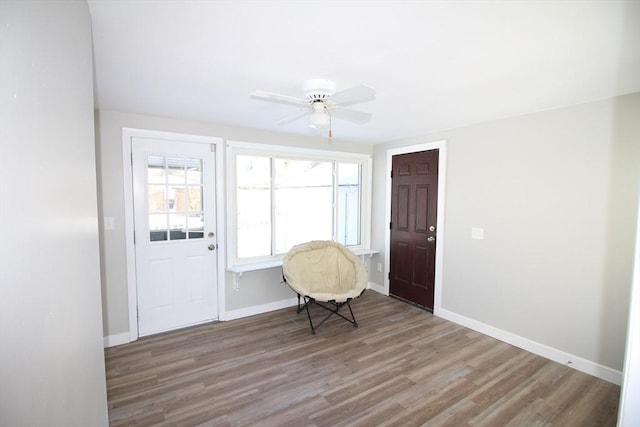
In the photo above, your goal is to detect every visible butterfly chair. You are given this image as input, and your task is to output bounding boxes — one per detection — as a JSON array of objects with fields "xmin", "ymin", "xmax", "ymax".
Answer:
[{"xmin": 282, "ymin": 240, "xmax": 368, "ymax": 334}]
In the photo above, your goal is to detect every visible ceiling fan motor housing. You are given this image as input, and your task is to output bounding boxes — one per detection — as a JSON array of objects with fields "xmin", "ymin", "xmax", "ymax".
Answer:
[
  {"xmin": 302, "ymin": 78, "xmax": 336, "ymax": 103},
  {"xmin": 249, "ymin": 78, "xmax": 374, "ymax": 128}
]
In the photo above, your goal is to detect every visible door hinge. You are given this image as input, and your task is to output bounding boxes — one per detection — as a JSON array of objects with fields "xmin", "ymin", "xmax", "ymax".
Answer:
[
  {"xmin": 390, "ymin": 170, "xmax": 393, "ymax": 178},
  {"xmin": 389, "ymin": 221, "xmax": 392, "ymax": 229},
  {"xmin": 388, "ymin": 272, "xmax": 391, "ymax": 280}
]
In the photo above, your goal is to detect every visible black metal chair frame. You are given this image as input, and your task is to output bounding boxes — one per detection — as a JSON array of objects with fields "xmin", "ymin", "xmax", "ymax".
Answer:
[{"xmin": 295, "ymin": 289, "xmax": 365, "ymax": 334}]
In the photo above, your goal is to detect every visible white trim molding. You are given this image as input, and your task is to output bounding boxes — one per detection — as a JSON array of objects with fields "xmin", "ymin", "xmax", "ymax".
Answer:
[
  {"xmin": 226, "ymin": 282, "xmax": 383, "ymax": 322},
  {"xmin": 225, "ymin": 140, "xmax": 373, "ymax": 270},
  {"xmin": 103, "ymin": 332, "xmax": 130, "ymax": 348},
  {"xmin": 438, "ymin": 307, "xmax": 622, "ymax": 385},
  {"xmin": 383, "ymin": 140, "xmax": 448, "ymax": 313},
  {"xmin": 225, "ymin": 297, "xmax": 299, "ymax": 321},
  {"xmin": 367, "ymin": 282, "xmax": 385, "ymax": 295},
  {"xmin": 121, "ymin": 128, "xmax": 227, "ymax": 340},
  {"xmin": 617, "ymin": 196, "xmax": 640, "ymax": 424}
]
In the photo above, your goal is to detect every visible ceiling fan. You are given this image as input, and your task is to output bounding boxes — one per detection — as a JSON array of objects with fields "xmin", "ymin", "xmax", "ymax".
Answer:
[{"xmin": 250, "ymin": 79, "xmax": 376, "ymax": 132}]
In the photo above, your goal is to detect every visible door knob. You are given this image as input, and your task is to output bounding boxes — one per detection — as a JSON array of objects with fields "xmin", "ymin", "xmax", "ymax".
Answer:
[
  {"xmin": 427, "ymin": 236, "xmax": 435, "ymax": 242},
  {"xmin": 208, "ymin": 244, "xmax": 216, "ymax": 251}
]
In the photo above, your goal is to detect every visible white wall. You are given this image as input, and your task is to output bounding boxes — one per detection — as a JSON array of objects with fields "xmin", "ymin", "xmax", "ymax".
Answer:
[
  {"xmin": 371, "ymin": 94, "xmax": 640, "ymax": 379},
  {"xmin": 95, "ymin": 109, "xmax": 373, "ymax": 338},
  {"xmin": 0, "ymin": 1, "xmax": 108, "ymax": 425}
]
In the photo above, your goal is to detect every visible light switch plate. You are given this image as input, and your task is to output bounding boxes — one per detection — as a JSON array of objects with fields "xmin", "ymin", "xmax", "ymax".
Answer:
[{"xmin": 471, "ymin": 227, "xmax": 484, "ymax": 240}]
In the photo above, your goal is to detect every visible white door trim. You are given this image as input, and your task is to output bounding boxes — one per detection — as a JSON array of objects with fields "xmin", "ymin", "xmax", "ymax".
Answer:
[
  {"xmin": 122, "ymin": 128, "xmax": 226, "ymax": 342},
  {"xmin": 384, "ymin": 140, "xmax": 447, "ymax": 315}
]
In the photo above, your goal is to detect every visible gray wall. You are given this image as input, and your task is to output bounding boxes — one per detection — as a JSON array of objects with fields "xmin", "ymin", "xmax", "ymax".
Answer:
[
  {"xmin": 95, "ymin": 109, "xmax": 373, "ymax": 337},
  {"xmin": 98, "ymin": 95, "xmax": 639, "ymax": 375},
  {"xmin": 371, "ymin": 94, "xmax": 640, "ymax": 372},
  {"xmin": 0, "ymin": 1, "xmax": 108, "ymax": 425},
  {"xmin": 98, "ymin": 93, "xmax": 639, "ymax": 376}
]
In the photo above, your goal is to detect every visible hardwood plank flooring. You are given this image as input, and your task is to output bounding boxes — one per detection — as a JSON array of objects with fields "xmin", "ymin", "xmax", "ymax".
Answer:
[{"xmin": 105, "ymin": 292, "xmax": 620, "ymax": 426}]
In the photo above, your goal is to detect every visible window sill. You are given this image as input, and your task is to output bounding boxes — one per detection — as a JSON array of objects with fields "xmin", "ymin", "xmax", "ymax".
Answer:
[
  {"xmin": 226, "ymin": 248, "xmax": 379, "ymax": 290},
  {"xmin": 227, "ymin": 259, "xmax": 284, "ymax": 274}
]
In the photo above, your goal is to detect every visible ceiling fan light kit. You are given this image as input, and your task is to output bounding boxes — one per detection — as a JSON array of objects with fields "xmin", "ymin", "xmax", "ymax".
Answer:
[
  {"xmin": 308, "ymin": 102, "xmax": 330, "ymax": 129},
  {"xmin": 250, "ymin": 78, "xmax": 375, "ymax": 135}
]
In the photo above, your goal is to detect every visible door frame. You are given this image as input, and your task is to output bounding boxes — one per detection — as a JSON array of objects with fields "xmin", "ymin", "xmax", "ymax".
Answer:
[
  {"xmin": 122, "ymin": 128, "xmax": 226, "ymax": 342},
  {"xmin": 384, "ymin": 140, "xmax": 447, "ymax": 315}
]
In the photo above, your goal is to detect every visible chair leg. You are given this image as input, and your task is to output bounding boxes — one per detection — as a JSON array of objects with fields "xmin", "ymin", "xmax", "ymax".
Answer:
[
  {"xmin": 297, "ymin": 294, "xmax": 314, "ymax": 314},
  {"xmin": 346, "ymin": 300, "xmax": 358, "ymax": 328},
  {"xmin": 302, "ymin": 296, "xmax": 316, "ymax": 334},
  {"xmin": 309, "ymin": 299, "xmax": 359, "ymax": 331},
  {"xmin": 295, "ymin": 295, "xmax": 360, "ymax": 334}
]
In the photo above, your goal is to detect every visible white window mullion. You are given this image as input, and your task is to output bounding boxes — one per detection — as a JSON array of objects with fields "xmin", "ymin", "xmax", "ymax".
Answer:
[
  {"xmin": 332, "ymin": 162, "xmax": 338, "ymax": 242},
  {"xmin": 270, "ymin": 157, "xmax": 276, "ymax": 257}
]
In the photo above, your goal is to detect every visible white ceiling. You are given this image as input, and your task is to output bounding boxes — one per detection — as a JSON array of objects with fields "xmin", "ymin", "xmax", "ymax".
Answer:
[{"xmin": 88, "ymin": 0, "xmax": 640, "ymax": 144}]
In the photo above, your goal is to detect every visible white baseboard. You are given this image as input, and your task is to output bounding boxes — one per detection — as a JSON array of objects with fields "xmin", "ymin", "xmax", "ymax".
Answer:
[
  {"xmin": 367, "ymin": 281, "xmax": 386, "ymax": 295},
  {"xmin": 226, "ymin": 285, "xmax": 385, "ymax": 322},
  {"xmin": 437, "ymin": 308, "xmax": 622, "ymax": 385},
  {"xmin": 103, "ymin": 332, "xmax": 130, "ymax": 348},
  {"xmin": 225, "ymin": 297, "xmax": 299, "ymax": 321}
]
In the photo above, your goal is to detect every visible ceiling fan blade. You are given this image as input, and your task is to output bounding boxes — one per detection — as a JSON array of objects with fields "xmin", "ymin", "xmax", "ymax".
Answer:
[
  {"xmin": 328, "ymin": 85, "xmax": 376, "ymax": 107},
  {"xmin": 250, "ymin": 90, "xmax": 307, "ymax": 107},
  {"xmin": 329, "ymin": 107, "xmax": 372, "ymax": 124},
  {"xmin": 276, "ymin": 110, "xmax": 309, "ymax": 125}
]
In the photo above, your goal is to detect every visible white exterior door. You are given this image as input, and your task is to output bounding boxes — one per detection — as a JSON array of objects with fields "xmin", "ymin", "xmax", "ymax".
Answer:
[{"xmin": 132, "ymin": 137, "xmax": 218, "ymax": 336}]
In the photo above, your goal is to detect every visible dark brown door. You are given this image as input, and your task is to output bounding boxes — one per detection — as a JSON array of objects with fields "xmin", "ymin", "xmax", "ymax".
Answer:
[{"xmin": 389, "ymin": 149, "xmax": 439, "ymax": 310}]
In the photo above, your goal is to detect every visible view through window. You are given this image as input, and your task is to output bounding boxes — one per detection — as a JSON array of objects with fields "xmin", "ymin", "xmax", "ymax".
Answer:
[
  {"xmin": 235, "ymin": 153, "xmax": 365, "ymax": 260},
  {"xmin": 147, "ymin": 155, "xmax": 204, "ymax": 242}
]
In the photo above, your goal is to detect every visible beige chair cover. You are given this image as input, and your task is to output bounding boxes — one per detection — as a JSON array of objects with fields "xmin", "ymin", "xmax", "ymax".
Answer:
[{"xmin": 282, "ymin": 240, "xmax": 368, "ymax": 303}]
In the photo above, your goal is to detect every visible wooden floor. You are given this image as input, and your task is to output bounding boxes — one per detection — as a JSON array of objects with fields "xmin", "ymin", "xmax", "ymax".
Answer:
[{"xmin": 105, "ymin": 292, "xmax": 620, "ymax": 426}]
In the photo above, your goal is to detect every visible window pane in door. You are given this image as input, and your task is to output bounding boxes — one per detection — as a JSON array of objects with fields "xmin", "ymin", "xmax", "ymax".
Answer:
[
  {"xmin": 187, "ymin": 213, "xmax": 204, "ymax": 239},
  {"xmin": 186, "ymin": 187, "xmax": 202, "ymax": 212},
  {"xmin": 148, "ymin": 185, "xmax": 167, "ymax": 212},
  {"xmin": 169, "ymin": 213, "xmax": 187, "ymax": 240},
  {"xmin": 167, "ymin": 157, "xmax": 188, "ymax": 185},
  {"xmin": 147, "ymin": 155, "xmax": 208, "ymax": 242},
  {"xmin": 147, "ymin": 155, "xmax": 166, "ymax": 184},
  {"xmin": 149, "ymin": 213, "xmax": 168, "ymax": 241},
  {"xmin": 274, "ymin": 159, "xmax": 333, "ymax": 253},
  {"xmin": 236, "ymin": 155, "xmax": 271, "ymax": 258},
  {"xmin": 168, "ymin": 185, "xmax": 187, "ymax": 213},
  {"xmin": 186, "ymin": 159, "xmax": 202, "ymax": 184}
]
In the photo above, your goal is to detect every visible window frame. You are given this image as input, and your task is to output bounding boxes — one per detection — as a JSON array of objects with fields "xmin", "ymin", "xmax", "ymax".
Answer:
[{"xmin": 226, "ymin": 141, "xmax": 372, "ymax": 268}]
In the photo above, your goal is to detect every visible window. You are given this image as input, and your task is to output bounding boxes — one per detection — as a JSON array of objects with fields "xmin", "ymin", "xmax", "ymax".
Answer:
[
  {"xmin": 228, "ymin": 142, "xmax": 371, "ymax": 265},
  {"xmin": 274, "ymin": 159, "xmax": 334, "ymax": 254},
  {"xmin": 147, "ymin": 155, "xmax": 204, "ymax": 242}
]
